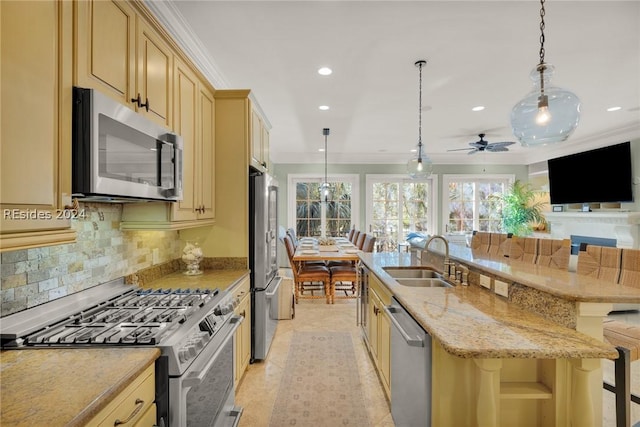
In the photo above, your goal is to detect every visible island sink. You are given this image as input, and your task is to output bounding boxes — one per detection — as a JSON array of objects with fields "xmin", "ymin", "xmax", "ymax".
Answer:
[
  {"xmin": 382, "ymin": 267, "xmax": 452, "ymax": 287},
  {"xmin": 395, "ymin": 278, "xmax": 452, "ymax": 288},
  {"xmin": 382, "ymin": 267, "xmax": 441, "ymax": 279}
]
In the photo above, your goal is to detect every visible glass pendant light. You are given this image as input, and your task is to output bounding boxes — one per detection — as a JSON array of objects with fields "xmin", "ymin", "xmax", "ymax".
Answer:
[
  {"xmin": 407, "ymin": 60, "xmax": 433, "ymax": 179},
  {"xmin": 510, "ymin": 0, "xmax": 580, "ymax": 146},
  {"xmin": 320, "ymin": 128, "xmax": 331, "ymax": 202}
]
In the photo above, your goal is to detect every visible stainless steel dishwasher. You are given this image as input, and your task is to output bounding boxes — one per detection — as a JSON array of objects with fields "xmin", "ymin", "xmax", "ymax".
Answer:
[{"xmin": 384, "ymin": 297, "xmax": 432, "ymax": 427}]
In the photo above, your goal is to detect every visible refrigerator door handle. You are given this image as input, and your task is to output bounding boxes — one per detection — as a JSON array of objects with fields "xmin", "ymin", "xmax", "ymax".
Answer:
[{"xmin": 265, "ymin": 277, "xmax": 282, "ymax": 298}]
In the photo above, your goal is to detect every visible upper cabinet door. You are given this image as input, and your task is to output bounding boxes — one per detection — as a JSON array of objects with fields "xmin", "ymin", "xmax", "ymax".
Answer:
[
  {"xmin": 75, "ymin": 0, "xmax": 136, "ymax": 107},
  {"xmin": 136, "ymin": 19, "xmax": 172, "ymax": 129},
  {"xmin": 1, "ymin": 0, "xmax": 75, "ymax": 250},
  {"xmin": 198, "ymin": 85, "xmax": 215, "ymax": 220},
  {"xmin": 171, "ymin": 59, "xmax": 199, "ymax": 222}
]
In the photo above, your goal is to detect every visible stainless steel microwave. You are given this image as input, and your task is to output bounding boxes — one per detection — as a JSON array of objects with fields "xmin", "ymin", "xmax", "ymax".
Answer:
[{"xmin": 72, "ymin": 87, "xmax": 183, "ymax": 202}]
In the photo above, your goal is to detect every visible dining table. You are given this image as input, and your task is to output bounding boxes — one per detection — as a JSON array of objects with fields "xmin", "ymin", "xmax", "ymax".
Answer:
[
  {"xmin": 292, "ymin": 237, "xmax": 362, "ymax": 303},
  {"xmin": 292, "ymin": 237, "xmax": 362, "ymax": 263}
]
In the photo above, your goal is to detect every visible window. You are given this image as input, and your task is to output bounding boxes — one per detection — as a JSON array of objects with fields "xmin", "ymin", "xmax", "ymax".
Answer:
[
  {"xmin": 366, "ymin": 175, "xmax": 438, "ymax": 252},
  {"xmin": 288, "ymin": 174, "xmax": 359, "ymax": 238},
  {"xmin": 442, "ymin": 174, "xmax": 514, "ymax": 233}
]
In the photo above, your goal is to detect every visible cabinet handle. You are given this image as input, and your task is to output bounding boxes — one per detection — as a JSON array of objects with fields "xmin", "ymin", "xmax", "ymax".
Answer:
[
  {"xmin": 131, "ymin": 94, "xmax": 141, "ymax": 106},
  {"xmin": 113, "ymin": 398, "xmax": 144, "ymax": 425},
  {"xmin": 240, "ymin": 310, "xmax": 246, "ymax": 318},
  {"xmin": 130, "ymin": 94, "xmax": 150, "ymax": 112}
]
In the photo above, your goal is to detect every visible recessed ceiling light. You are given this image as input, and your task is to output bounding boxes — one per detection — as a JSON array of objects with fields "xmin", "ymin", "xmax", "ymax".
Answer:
[
  {"xmin": 410, "ymin": 149, "xmax": 417, "ymax": 153},
  {"xmin": 318, "ymin": 67, "xmax": 332, "ymax": 76},
  {"xmin": 472, "ymin": 105, "xmax": 485, "ymax": 112},
  {"xmin": 318, "ymin": 148, "xmax": 325, "ymax": 152},
  {"xmin": 607, "ymin": 106, "xmax": 622, "ymax": 112},
  {"xmin": 319, "ymin": 105, "xmax": 330, "ymax": 111}
]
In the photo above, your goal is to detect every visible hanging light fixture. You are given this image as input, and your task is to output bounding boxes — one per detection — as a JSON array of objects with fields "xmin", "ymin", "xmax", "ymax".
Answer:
[
  {"xmin": 510, "ymin": 0, "xmax": 581, "ymax": 146},
  {"xmin": 407, "ymin": 60, "xmax": 433, "ymax": 179},
  {"xmin": 320, "ymin": 128, "xmax": 331, "ymax": 202}
]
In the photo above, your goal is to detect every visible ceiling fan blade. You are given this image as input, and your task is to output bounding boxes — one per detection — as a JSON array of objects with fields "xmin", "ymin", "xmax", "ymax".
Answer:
[
  {"xmin": 447, "ymin": 147, "xmax": 474, "ymax": 152},
  {"xmin": 487, "ymin": 141, "xmax": 516, "ymax": 148},
  {"xmin": 467, "ymin": 149, "xmax": 479, "ymax": 155},
  {"xmin": 469, "ymin": 142, "xmax": 486, "ymax": 149},
  {"xmin": 486, "ymin": 146, "xmax": 509, "ymax": 152}
]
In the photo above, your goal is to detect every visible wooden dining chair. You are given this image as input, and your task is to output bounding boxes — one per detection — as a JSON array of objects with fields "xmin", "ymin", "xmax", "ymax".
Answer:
[
  {"xmin": 350, "ymin": 230, "xmax": 360, "ymax": 245},
  {"xmin": 283, "ymin": 235, "xmax": 331, "ymax": 303},
  {"xmin": 361, "ymin": 235, "xmax": 376, "ymax": 253},
  {"xmin": 356, "ymin": 232, "xmax": 366, "ymax": 250},
  {"xmin": 347, "ymin": 227, "xmax": 356, "ymax": 242}
]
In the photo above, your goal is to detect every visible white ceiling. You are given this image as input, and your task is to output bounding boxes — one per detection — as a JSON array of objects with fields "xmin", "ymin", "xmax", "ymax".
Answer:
[{"xmin": 152, "ymin": 1, "xmax": 640, "ymax": 166}]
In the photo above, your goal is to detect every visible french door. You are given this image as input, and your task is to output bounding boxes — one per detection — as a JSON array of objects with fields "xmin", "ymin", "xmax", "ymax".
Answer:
[{"xmin": 365, "ymin": 175, "xmax": 438, "ymax": 252}]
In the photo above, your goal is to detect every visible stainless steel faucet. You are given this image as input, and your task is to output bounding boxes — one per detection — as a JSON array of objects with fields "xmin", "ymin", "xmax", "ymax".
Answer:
[{"xmin": 425, "ymin": 235, "xmax": 450, "ymax": 273}]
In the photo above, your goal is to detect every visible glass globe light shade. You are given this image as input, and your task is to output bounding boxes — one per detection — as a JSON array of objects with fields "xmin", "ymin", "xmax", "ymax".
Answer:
[
  {"xmin": 407, "ymin": 152, "xmax": 433, "ymax": 179},
  {"xmin": 510, "ymin": 63, "xmax": 581, "ymax": 147}
]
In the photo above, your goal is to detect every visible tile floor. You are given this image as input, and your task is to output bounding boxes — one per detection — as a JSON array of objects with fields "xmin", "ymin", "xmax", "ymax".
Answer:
[{"xmin": 236, "ymin": 298, "xmax": 640, "ymax": 427}]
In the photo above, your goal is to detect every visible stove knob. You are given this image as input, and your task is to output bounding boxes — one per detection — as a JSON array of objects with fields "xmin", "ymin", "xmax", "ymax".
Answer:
[
  {"xmin": 213, "ymin": 306, "xmax": 224, "ymax": 316},
  {"xmin": 186, "ymin": 344, "xmax": 198, "ymax": 358},
  {"xmin": 193, "ymin": 337, "xmax": 205, "ymax": 350},
  {"xmin": 178, "ymin": 348, "xmax": 190, "ymax": 363}
]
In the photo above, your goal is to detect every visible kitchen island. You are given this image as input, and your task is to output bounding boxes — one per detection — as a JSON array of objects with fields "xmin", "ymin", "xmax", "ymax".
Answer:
[{"xmin": 359, "ymin": 250, "xmax": 640, "ymax": 427}]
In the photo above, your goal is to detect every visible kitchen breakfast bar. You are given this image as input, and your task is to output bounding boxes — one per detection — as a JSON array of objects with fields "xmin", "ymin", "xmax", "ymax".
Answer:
[{"xmin": 359, "ymin": 244, "xmax": 640, "ymax": 427}]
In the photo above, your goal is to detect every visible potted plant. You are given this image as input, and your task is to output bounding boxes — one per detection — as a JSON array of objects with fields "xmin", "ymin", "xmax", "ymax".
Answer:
[{"xmin": 498, "ymin": 180, "xmax": 547, "ymax": 236}]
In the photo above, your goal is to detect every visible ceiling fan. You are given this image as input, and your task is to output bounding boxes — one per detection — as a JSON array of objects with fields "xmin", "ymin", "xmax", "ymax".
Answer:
[{"xmin": 448, "ymin": 133, "xmax": 516, "ymax": 155}]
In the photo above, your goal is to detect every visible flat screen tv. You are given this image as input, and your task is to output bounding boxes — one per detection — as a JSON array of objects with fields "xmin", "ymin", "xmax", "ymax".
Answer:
[{"xmin": 547, "ymin": 141, "xmax": 633, "ymax": 205}]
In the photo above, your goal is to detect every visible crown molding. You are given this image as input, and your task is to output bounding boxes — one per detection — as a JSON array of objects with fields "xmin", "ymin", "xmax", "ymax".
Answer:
[{"xmin": 143, "ymin": 0, "xmax": 230, "ymax": 90}]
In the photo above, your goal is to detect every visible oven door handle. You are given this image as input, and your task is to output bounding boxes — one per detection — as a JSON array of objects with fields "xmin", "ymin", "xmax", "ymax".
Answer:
[
  {"xmin": 182, "ymin": 315, "xmax": 242, "ymax": 388},
  {"xmin": 265, "ymin": 277, "xmax": 282, "ymax": 298}
]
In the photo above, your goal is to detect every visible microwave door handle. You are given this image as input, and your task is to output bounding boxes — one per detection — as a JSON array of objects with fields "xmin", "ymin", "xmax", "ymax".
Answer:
[{"xmin": 158, "ymin": 134, "xmax": 182, "ymax": 199}]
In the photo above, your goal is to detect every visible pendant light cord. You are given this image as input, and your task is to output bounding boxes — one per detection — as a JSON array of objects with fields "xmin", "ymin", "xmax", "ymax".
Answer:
[
  {"xmin": 538, "ymin": 0, "xmax": 546, "ymax": 95},
  {"xmin": 416, "ymin": 60, "xmax": 425, "ymax": 160},
  {"xmin": 539, "ymin": 0, "xmax": 546, "ymax": 65}
]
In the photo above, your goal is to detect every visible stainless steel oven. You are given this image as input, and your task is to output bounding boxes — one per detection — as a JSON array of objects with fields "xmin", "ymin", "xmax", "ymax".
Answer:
[
  {"xmin": 0, "ymin": 279, "xmax": 243, "ymax": 427},
  {"xmin": 170, "ymin": 315, "xmax": 242, "ymax": 427},
  {"xmin": 72, "ymin": 87, "xmax": 183, "ymax": 202}
]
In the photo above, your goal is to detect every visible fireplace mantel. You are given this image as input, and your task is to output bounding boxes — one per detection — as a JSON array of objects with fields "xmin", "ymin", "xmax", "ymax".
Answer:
[{"xmin": 544, "ymin": 211, "xmax": 640, "ymax": 248}]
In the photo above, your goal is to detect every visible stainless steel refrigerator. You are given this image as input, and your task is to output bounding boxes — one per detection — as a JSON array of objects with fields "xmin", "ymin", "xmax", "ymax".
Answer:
[{"xmin": 249, "ymin": 170, "xmax": 282, "ymax": 361}]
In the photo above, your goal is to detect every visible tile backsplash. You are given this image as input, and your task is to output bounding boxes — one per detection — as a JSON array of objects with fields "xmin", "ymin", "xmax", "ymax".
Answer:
[{"xmin": 0, "ymin": 203, "xmax": 181, "ymax": 317}]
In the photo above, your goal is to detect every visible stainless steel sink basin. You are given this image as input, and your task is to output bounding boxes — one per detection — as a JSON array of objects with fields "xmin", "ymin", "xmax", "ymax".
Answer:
[
  {"xmin": 383, "ymin": 267, "xmax": 442, "ymax": 279},
  {"xmin": 394, "ymin": 278, "xmax": 452, "ymax": 288}
]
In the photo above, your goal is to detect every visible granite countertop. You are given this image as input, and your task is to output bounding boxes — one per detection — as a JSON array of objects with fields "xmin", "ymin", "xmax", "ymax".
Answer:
[
  {"xmin": 141, "ymin": 268, "xmax": 249, "ymax": 292},
  {"xmin": 447, "ymin": 243, "xmax": 640, "ymax": 303},
  {"xmin": 0, "ymin": 347, "xmax": 159, "ymax": 427},
  {"xmin": 359, "ymin": 252, "xmax": 618, "ymax": 360}
]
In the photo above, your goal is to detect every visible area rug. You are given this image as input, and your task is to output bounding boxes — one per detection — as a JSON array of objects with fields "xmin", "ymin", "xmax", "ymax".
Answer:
[{"xmin": 268, "ymin": 331, "xmax": 371, "ymax": 427}]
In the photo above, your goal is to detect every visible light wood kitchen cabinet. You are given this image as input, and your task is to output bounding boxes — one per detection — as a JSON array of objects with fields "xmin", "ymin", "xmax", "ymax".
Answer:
[
  {"xmin": 75, "ymin": 0, "xmax": 173, "ymax": 129},
  {"xmin": 232, "ymin": 275, "xmax": 251, "ymax": 388},
  {"xmin": 88, "ymin": 364, "xmax": 156, "ymax": 427},
  {"xmin": 136, "ymin": 18, "xmax": 172, "ymax": 128},
  {"xmin": 170, "ymin": 58, "xmax": 214, "ymax": 222},
  {"xmin": 75, "ymin": 0, "xmax": 136, "ymax": 108},
  {"xmin": 0, "ymin": 0, "xmax": 76, "ymax": 252},
  {"xmin": 368, "ymin": 273, "xmax": 392, "ymax": 397},
  {"xmin": 251, "ymin": 108, "xmax": 271, "ymax": 172},
  {"xmin": 121, "ymin": 59, "xmax": 215, "ymax": 229}
]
